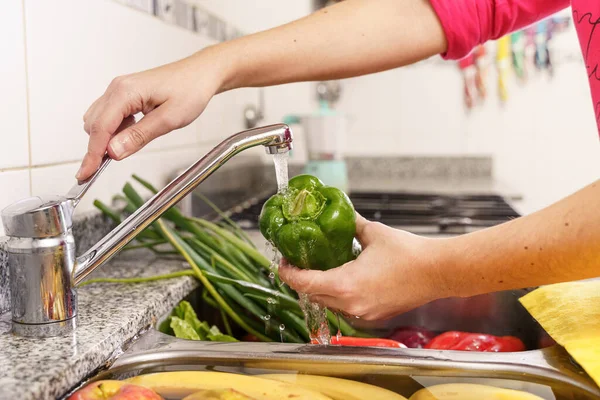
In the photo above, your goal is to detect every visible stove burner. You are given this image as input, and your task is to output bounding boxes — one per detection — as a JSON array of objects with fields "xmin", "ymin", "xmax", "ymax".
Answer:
[{"xmin": 221, "ymin": 192, "xmax": 521, "ymax": 234}]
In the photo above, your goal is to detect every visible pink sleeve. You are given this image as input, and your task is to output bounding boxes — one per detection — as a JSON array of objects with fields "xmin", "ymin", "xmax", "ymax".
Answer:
[{"xmin": 429, "ymin": 0, "xmax": 570, "ymax": 60}]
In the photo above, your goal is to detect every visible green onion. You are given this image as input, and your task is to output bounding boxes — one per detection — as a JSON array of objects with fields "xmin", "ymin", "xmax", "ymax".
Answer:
[{"xmin": 91, "ymin": 176, "xmax": 371, "ymax": 345}]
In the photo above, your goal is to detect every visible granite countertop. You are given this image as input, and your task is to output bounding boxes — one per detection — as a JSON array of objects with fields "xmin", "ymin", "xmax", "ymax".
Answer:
[
  {"xmin": 0, "ymin": 249, "xmax": 198, "ymax": 400},
  {"xmin": 0, "ymin": 169, "xmax": 522, "ymax": 400}
]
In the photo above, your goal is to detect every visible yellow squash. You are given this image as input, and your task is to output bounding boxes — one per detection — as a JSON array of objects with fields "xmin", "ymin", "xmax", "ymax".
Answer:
[
  {"xmin": 409, "ymin": 383, "xmax": 544, "ymax": 400},
  {"xmin": 519, "ymin": 281, "xmax": 600, "ymax": 386},
  {"xmin": 126, "ymin": 371, "xmax": 332, "ymax": 400},
  {"xmin": 260, "ymin": 373, "xmax": 408, "ymax": 400}
]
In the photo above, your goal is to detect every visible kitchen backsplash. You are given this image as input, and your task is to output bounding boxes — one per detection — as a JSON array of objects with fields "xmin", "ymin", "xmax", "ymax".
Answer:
[
  {"xmin": 0, "ymin": 0, "xmax": 265, "ymax": 237},
  {"xmin": 115, "ymin": 0, "xmax": 246, "ymax": 42}
]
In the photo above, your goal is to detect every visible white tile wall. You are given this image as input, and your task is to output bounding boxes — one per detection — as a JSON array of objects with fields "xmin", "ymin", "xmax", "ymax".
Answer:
[
  {"xmin": 31, "ymin": 145, "xmax": 212, "ymax": 216},
  {"xmin": 24, "ymin": 0, "xmax": 216, "ymax": 166},
  {"xmin": 0, "ymin": 1, "xmax": 30, "ymax": 170},
  {"xmin": 197, "ymin": 0, "xmax": 316, "ymax": 157},
  {"xmin": 335, "ymin": 21, "xmax": 599, "ymax": 214},
  {"xmin": 193, "ymin": 0, "xmax": 312, "ymax": 35},
  {"xmin": 198, "ymin": 88, "xmax": 259, "ymax": 144},
  {"xmin": 0, "ymin": 170, "xmax": 31, "ymax": 235},
  {"xmin": 0, "ymin": 0, "xmax": 270, "ymax": 237}
]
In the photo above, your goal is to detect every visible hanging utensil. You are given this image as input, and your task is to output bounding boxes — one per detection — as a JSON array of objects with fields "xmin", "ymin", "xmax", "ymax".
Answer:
[
  {"xmin": 458, "ymin": 54, "xmax": 478, "ymax": 110},
  {"xmin": 496, "ymin": 36, "xmax": 511, "ymax": 104},
  {"xmin": 474, "ymin": 45, "xmax": 489, "ymax": 101},
  {"xmin": 511, "ymin": 31, "xmax": 527, "ymax": 83}
]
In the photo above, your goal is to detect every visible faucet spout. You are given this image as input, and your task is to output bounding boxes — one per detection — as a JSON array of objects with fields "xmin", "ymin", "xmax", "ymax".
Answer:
[{"xmin": 74, "ymin": 124, "xmax": 292, "ymax": 285}]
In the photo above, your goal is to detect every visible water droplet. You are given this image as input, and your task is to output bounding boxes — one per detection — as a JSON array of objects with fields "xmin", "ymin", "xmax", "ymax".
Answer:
[
  {"xmin": 267, "ymin": 297, "xmax": 276, "ymax": 304},
  {"xmin": 268, "ymin": 272, "xmax": 275, "ymax": 279},
  {"xmin": 262, "ymin": 315, "xmax": 271, "ymax": 321},
  {"xmin": 279, "ymin": 324, "xmax": 286, "ymax": 343}
]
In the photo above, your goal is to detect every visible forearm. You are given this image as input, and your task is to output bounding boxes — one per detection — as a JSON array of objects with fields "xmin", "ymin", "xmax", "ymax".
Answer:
[
  {"xmin": 209, "ymin": 0, "xmax": 446, "ymax": 91},
  {"xmin": 443, "ymin": 180, "xmax": 600, "ymax": 297}
]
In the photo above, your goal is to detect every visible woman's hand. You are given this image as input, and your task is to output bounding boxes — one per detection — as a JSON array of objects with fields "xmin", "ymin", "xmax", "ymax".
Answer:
[
  {"xmin": 78, "ymin": 48, "xmax": 227, "ymax": 180},
  {"xmin": 279, "ymin": 214, "xmax": 453, "ymax": 321},
  {"xmin": 79, "ymin": 0, "xmax": 447, "ymax": 180},
  {"xmin": 280, "ymin": 180, "xmax": 600, "ymax": 321}
]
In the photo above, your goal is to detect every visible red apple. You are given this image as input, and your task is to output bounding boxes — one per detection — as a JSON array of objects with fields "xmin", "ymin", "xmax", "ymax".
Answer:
[{"xmin": 68, "ymin": 380, "xmax": 164, "ymax": 400}]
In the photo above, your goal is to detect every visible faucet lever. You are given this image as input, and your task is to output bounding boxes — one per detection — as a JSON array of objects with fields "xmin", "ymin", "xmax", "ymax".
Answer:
[{"xmin": 66, "ymin": 155, "xmax": 112, "ymax": 206}]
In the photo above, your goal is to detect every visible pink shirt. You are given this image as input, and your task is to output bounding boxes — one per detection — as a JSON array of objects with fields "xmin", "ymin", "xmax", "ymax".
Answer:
[{"xmin": 430, "ymin": 0, "xmax": 600, "ymax": 134}]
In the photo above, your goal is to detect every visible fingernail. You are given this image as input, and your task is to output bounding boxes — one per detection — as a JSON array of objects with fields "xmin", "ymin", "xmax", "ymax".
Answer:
[
  {"xmin": 109, "ymin": 138, "xmax": 127, "ymax": 159},
  {"xmin": 75, "ymin": 165, "xmax": 84, "ymax": 180}
]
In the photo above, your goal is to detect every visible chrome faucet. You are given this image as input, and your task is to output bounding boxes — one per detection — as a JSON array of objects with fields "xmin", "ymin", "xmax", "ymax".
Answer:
[{"xmin": 1, "ymin": 124, "xmax": 293, "ymax": 337}]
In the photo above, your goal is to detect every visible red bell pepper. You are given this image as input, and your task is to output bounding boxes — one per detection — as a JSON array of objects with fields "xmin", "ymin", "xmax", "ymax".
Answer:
[
  {"xmin": 316, "ymin": 336, "xmax": 407, "ymax": 348},
  {"xmin": 242, "ymin": 334, "xmax": 260, "ymax": 342},
  {"xmin": 425, "ymin": 331, "xmax": 526, "ymax": 352},
  {"xmin": 388, "ymin": 326, "xmax": 436, "ymax": 349}
]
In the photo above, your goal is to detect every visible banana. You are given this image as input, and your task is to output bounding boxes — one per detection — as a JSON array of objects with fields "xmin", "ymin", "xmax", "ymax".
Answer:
[
  {"xmin": 409, "ymin": 383, "xmax": 545, "ymax": 400},
  {"xmin": 183, "ymin": 388, "xmax": 256, "ymax": 400},
  {"xmin": 260, "ymin": 373, "xmax": 408, "ymax": 400},
  {"xmin": 125, "ymin": 371, "xmax": 332, "ymax": 400}
]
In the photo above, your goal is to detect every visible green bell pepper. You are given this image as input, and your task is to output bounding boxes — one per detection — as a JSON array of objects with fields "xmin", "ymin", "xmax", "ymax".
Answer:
[{"xmin": 259, "ymin": 174, "xmax": 356, "ymax": 271}]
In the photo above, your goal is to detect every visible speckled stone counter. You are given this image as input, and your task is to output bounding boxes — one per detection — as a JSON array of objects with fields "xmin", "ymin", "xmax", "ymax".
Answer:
[{"xmin": 0, "ymin": 249, "xmax": 198, "ymax": 400}]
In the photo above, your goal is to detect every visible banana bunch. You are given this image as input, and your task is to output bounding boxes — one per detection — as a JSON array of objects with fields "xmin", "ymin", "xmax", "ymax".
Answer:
[
  {"xmin": 126, "ymin": 371, "xmax": 406, "ymax": 400},
  {"xmin": 126, "ymin": 371, "xmax": 545, "ymax": 400}
]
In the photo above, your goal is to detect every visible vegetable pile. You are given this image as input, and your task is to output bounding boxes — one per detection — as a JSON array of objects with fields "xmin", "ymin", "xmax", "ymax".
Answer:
[
  {"xmin": 90, "ymin": 175, "xmax": 529, "ymax": 353},
  {"xmin": 388, "ymin": 327, "xmax": 526, "ymax": 352},
  {"xmin": 91, "ymin": 175, "xmax": 365, "ymax": 343}
]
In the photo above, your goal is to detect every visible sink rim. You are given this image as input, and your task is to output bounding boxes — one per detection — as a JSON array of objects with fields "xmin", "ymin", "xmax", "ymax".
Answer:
[{"xmin": 91, "ymin": 329, "xmax": 600, "ymax": 399}]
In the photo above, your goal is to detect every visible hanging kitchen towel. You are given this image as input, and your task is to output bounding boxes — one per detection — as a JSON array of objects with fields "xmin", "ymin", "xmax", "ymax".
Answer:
[{"xmin": 520, "ymin": 281, "xmax": 600, "ymax": 387}]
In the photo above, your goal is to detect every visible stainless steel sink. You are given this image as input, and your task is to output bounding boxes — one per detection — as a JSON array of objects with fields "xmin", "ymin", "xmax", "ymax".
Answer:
[
  {"xmin": 73, "ymin": 328, "xmax": 600, "ymax": 399},
  {"xmin": 62, "ymin": 286, "xmax": 600, "ymax": 399},
  {"xmin": 62, "ymin": 177, "xmax": 599, "ymax": 399}
]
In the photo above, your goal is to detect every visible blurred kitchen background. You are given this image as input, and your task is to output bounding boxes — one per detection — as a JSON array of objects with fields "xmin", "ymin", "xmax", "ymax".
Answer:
[{"xmin": 0, "ymin": 0, "xmax": 598, "ymax": 236}]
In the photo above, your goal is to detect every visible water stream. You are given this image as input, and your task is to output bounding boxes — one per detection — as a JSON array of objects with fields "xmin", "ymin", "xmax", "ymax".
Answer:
[
  {"xmin": 298, "ymin": 293, "xmax": 331, "ymax": 344},
  {"xmin": 272, "ymin": 153, "xmax": 289, "ymax": 193},
  {"xmin": 270, "ymin": 152, "xmax": 333, "ymax": 345}
]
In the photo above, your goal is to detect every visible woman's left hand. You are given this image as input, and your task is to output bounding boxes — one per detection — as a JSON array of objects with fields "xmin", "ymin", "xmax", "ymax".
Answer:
[{"xmin": 278, "ymin": 214, "xmax": 453, "ymax": 321}]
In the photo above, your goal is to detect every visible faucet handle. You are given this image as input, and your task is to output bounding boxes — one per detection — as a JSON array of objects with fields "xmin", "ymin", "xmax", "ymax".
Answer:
[
  {"xmin": 1, "ymin": 155, "xmax": 111, "ymax": 238},
  {"xmin": 66, "ymin": 155, "xmax": 112, "ymax": 206}
]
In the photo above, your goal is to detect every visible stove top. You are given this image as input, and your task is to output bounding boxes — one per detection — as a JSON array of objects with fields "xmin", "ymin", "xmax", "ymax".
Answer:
[{"xmin": 221, "ymin": 191, "xmax": 521, "ymax": 235}]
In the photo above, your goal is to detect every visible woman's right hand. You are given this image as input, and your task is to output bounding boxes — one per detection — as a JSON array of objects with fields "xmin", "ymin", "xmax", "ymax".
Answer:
[{"xmin": 78, "ymin": 48, "xmax": 227, "ymax": 180}]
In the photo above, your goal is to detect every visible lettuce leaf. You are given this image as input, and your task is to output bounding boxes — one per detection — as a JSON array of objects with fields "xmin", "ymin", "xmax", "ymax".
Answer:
[
  {"xmin": 170, "ymin": 316, "xmax": 200, "ymax": 340},
  {"xmin": 168, "ymin": 300, "xmax": 238, "ymax": 342}
]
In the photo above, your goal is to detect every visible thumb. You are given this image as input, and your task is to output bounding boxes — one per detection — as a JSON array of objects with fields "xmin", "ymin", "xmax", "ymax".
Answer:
[
  {"xmin": 355, "ymin": 212, "xmax": 375, "ymax": 247},
  {"xmin": 107, "ymin": 103, "xmax": 181, "ymax": 160}
]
